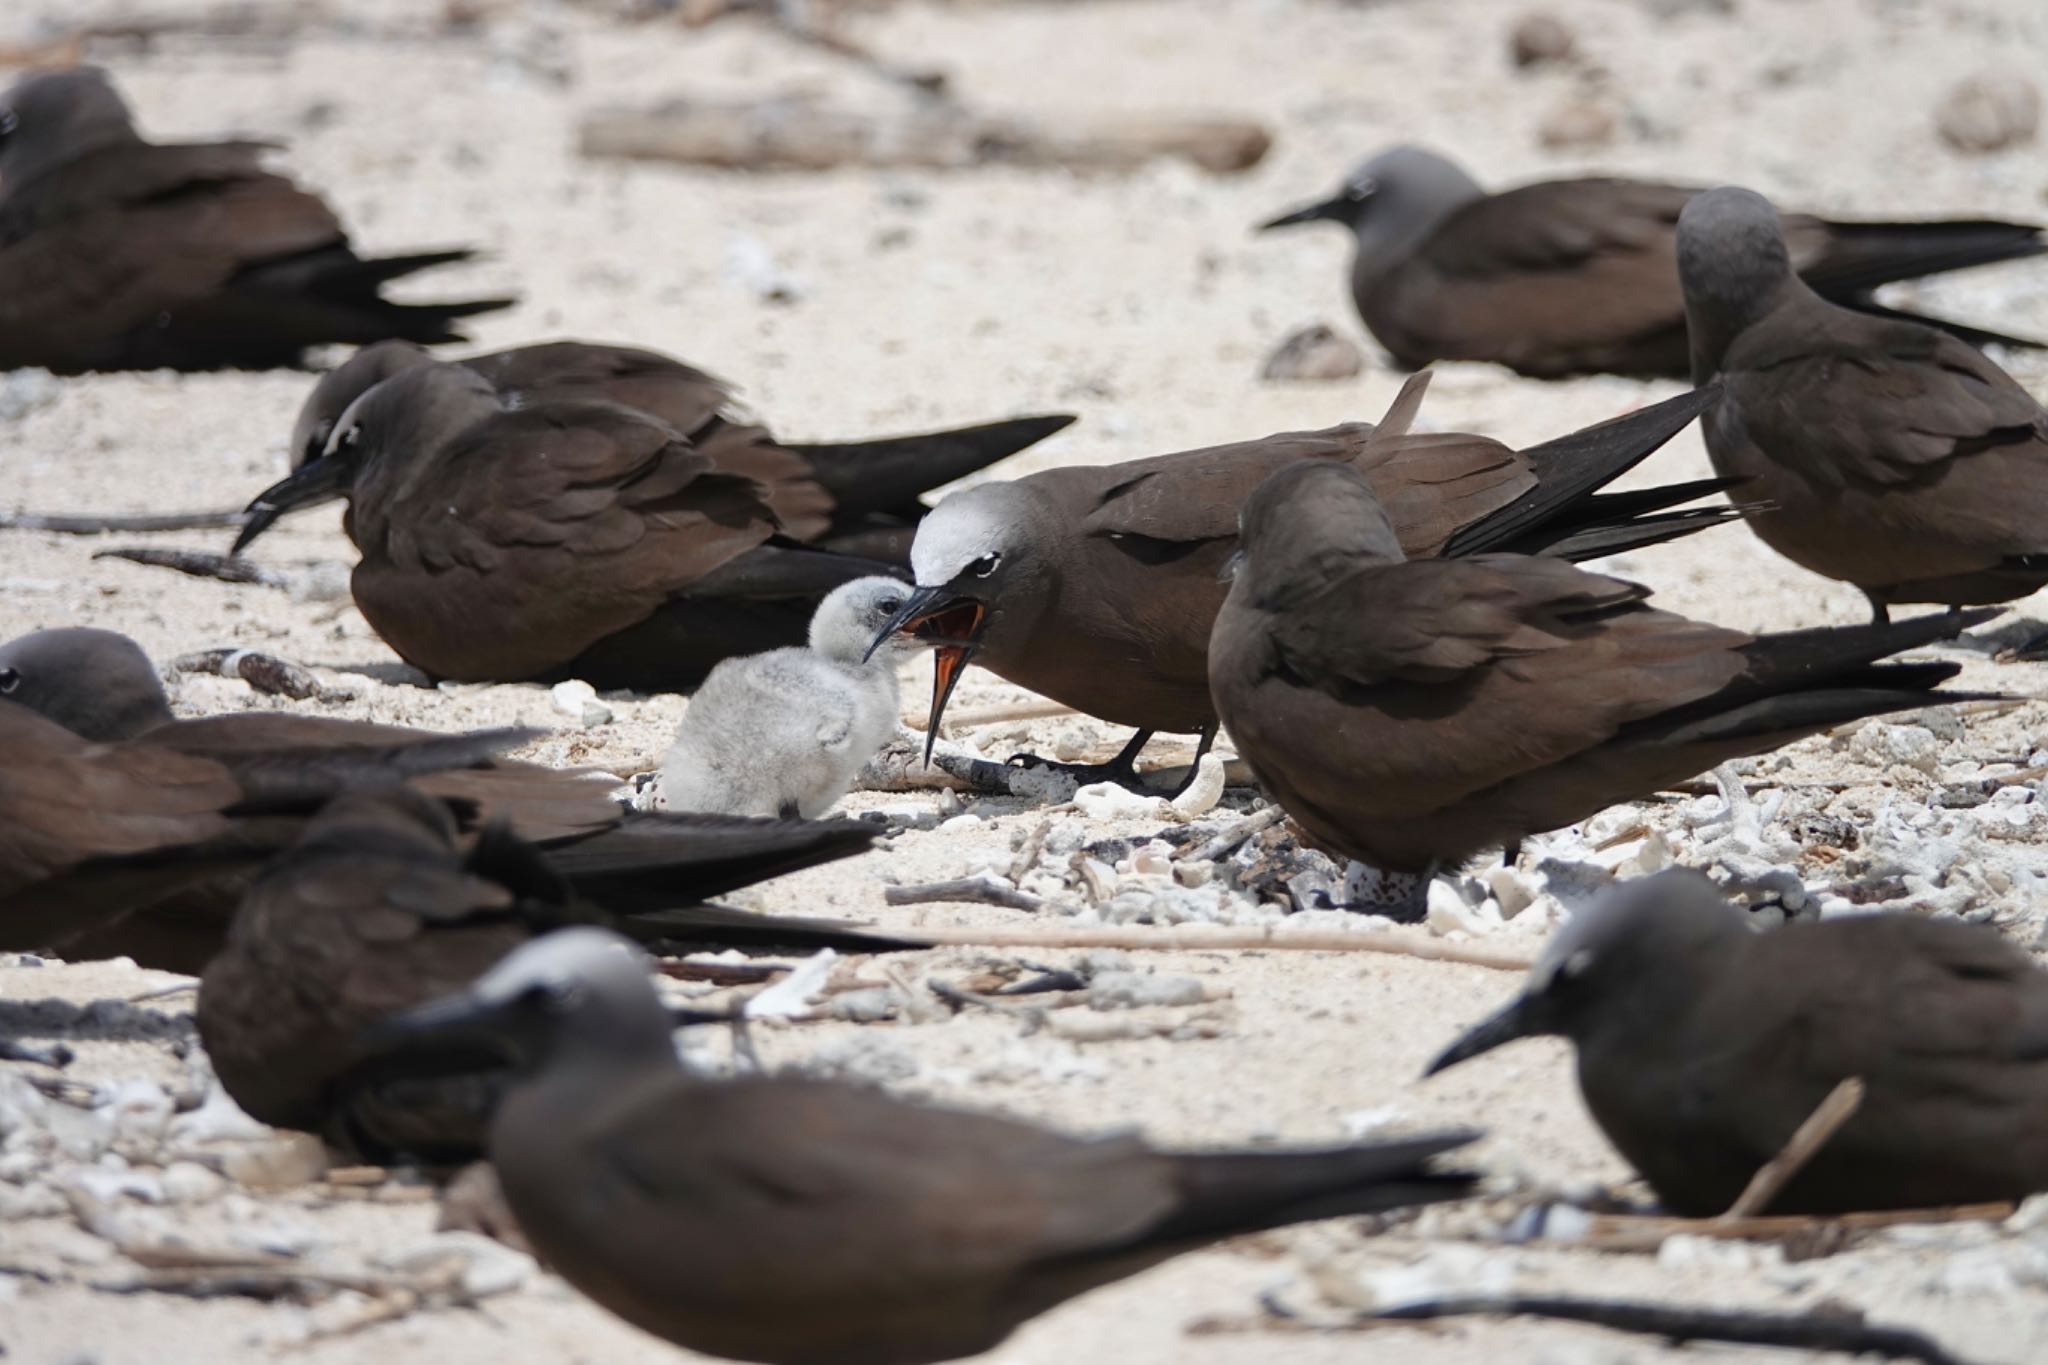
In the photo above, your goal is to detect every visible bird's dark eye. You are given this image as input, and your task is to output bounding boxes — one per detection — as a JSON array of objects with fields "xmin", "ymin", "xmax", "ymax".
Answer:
[
  {"xmin": 1346, "ymin": 176, "xmax": 1376, "ymax": 201},
  {"xmin": 968, "ymin": 554, "xmax": 1000, "ymax": 578},
  {"xmin": 524, "ymin": 979, "xmax": 581, "ymax": 1012},
  {"xmin": 0, "ymin": 667, "xmax": 17, "ymax": 694},
  {"xmin": 336, "ymin": 425, "xmax": 361, "ymax": 451},
  {"xmin": 878, "ymin": 598, "xmax": 905, "ymax": 616},
  {"xmin": 0, "ymin": 109, "xmax": 17, "ymax": 143}
]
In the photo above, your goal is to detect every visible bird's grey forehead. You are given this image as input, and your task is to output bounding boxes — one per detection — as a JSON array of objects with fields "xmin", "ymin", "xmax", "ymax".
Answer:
[
  {"xmin": 909, "ymin": 488, "xmax": 1017, "ymax": 585},
  {"xmin": 473, "ymin": 927, "xmax": 644, "ymax": 1001}
]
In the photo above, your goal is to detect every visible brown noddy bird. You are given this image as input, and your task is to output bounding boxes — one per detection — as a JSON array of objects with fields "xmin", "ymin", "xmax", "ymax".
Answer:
[
  {"xmin": 0, "ymin": 697, "xmax": 533, "ymax": 960},
  {"xmin": 368, "ymin": 926, "xmax": 1479, "ymax": 1365},
  {"xmin": 1206, "ymin": 461, "xmax": 1994, "ymax": 913},
  {"xmin": 201, "ymin": 786, "xmax": 749, "ymax": 1163},
  {"xmin": 229, "ymin": 354, "xmax": 1062, "ymax": 689},
  {"xmin": 282, "ymin": 339, "xmax": 1076, "ymax": 565},
  {"xmin": 1678, "ymin": 184, "xmax": 2048, "ymax": 624},
  {"xmin": 0, "ymin": 66, "xmax": 510, "ymax": 373},
  {"xmin": 869, "ymin": 372, "xmax": 1737, "ymax": 789},
  {"xmin": 1427, "ymin": 869, "xmax": 2048, "ymax": 1216},
  {"xmin": 0, "ymin": 626, "xmax": 903, "ymax": 973},
  {"xmin": 1260, "ymin": 145, "xmax": 2046, "ymax": 380}
]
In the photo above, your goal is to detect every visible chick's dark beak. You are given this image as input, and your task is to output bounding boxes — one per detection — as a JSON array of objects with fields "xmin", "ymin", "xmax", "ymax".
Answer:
[
  {"xmin": 1422, "ymin": 994, "xmax": 1540, "ymax": 1077},
  {"xmin": 232, "ymin": 455, "xmax": 354, "ymax": 555}
]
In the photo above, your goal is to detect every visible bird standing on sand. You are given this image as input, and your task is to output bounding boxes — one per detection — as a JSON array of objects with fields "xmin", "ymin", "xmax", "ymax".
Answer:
[
  {"xmin": 1206, "ymin": 461, "xmax": 1992, "ymax": 916},
  {"xmin": 1260, "ymin": 144, "xmax": 2044, "ymax": 380},
  {"xmin": 1428, "ymin": 870, "xmax": 2048, "ymax": 1216},
  {"xmin": 870, "ymin": 372, "xmax": 1733, "ymax": 792},
  {"xmin": 1678, "ymin": 185, "xmax": 2048, "ymax": 625},
  {"xmin": 0, "ymin": 66, "xmax": 510, "ymax": 373},
  {"xmin": 663, "ymin": 577, "xmax": 924, "ymax": 818},
  {"xmin": 368, "ymin": 927, "xmax": 1478, "ymax": 1365},
  {"xmin": 0, "ymin": 626, "xmax": 902, "ymax": 973}
]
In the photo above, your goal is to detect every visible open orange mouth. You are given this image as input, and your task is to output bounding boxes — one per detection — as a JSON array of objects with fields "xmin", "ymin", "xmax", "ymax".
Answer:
[{"xmin": 911, "ymin": 601, "xmax": 985, "ymax": 765}]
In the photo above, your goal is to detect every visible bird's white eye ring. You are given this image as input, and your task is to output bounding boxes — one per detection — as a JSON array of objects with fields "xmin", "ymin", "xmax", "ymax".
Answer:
[
  {"xmin": 969, "ymin": 554, "xmax": 1000, "ymax": 579},
  {"xmin": 0, "ymin": 667, "xmax": 18, "ymax": 694},
  {"xmin": 1560, "ymin": 948, "xmax": 1595, "ymax": 979}
]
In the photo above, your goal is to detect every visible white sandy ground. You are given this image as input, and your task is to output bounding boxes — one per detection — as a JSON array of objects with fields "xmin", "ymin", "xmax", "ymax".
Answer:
[{"xmin": 3, "ymin": 0, "xmax": 2048, "ymax": 1361}]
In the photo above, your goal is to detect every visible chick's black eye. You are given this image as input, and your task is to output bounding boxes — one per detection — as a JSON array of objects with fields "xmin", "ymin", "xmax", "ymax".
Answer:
[
  {"xmin": 0, "ymin": 109, "xmax": 17, "ymax": 141},
  {"xmin": 969, "ymin": 554, "xmax": 999, "ymax": 578},
  {"xmin": 0, "ymin": 667, "xmax": 17, "ymax": 694}
]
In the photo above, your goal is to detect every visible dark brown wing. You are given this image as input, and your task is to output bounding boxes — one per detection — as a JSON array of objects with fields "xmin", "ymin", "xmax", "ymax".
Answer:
[
  {"xmin": 1374, "ymin": 178, "xmax": 1698, "ymax": 376},
  {"xmin": 1723, "ymin": 302, "xmax": 2048, "ymax": 491},
  {"xmin": 1076, "ymin": 426, "xmax": 1380, "ymax": 552},
  {"xmin": 0, "ymin": 142, "xmax": 345, "ymax": 370},
  {"xmin": 1237, "ymin": 556, "xmax": 1750, "ymax": 813},
  {"xmin": 349, "ymin": 400, "xmax": 782, "ymax": 681},
  {"xmin": 462, "ymin": 343, "xmax": 833, "ymax": 541}
]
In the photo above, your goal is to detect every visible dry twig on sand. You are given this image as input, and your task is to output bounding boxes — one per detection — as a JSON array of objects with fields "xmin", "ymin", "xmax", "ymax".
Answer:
[
  {"xmin": 0, "ymin": 508, "xmax": 248, "ymax": 534},
  {"xmin": 1722, "ymin": 1076, "xmax": 1867, "ymax": 1218},
  {"xmin": 907, "ymin": 922, "xmax": 1535, "ymax": 970},
  {"xmin": 884, "ymin": 875, "xmax": 1045, "ymax": 913},
  {"xmin": 1362, "ymin": 1297, "xmax": 1970, "ymax": 1365}
]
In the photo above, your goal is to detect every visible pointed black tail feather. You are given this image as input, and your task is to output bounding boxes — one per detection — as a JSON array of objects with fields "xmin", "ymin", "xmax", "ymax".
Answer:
[
  {"xmin": 613, "ymin": 901, "xmax": 929, "ymax": 955},
  {"xmin": 786, "ymin": 414, "xmax": 1077, "ymax": 518},
  {"xmin": 542, "ymin": 810, "xmax": 878, "ymax": 906},
  {"xmin": 1538, "ymin": 506, "xmax": 1745, "ymax": 562},
  {"xmin": 1442, "ymin": 386, "xmax": 1718, "ymax": 558},
  {"xmin": 1626, "ymin": 608, "xmax": 2003, "ymax": 748},
  {"xmin": 1144, "ymin": 1131, "xmax": 1481, "ymax": 1247},
  {"xmin": 1801, "ymin": 218, "xmax": 2047, "ymax": 300}
]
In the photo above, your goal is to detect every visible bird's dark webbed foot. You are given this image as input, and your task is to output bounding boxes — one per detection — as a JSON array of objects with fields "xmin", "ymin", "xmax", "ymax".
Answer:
[
  {"xmin": 1335, "ymin": 861, "xmax": 1434, "ymax": 923},
  {"xmin": 1006, "ymin": 728, "xmax": 1158, "ymax": 794},
  {"xmin": 1005, "ymin": 727, "xmax": 1219, "ymax": 798}
]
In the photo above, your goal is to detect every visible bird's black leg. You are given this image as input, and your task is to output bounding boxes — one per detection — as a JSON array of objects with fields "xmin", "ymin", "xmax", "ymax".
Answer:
[
  {"xmin": 1864, "ymin": 592, "xmax": 1891, "ymax": 627},
  {"xmin": 1501, "ymin": 840, "xmax": 1521, "ymax": 869},
  {"xmin": 1008, "ymin": 728, "xmax": 1157, "ymax": 793},
  {"xmin": 1166, "ymin": 726, "xmax": 1220, "ymax": 799}
]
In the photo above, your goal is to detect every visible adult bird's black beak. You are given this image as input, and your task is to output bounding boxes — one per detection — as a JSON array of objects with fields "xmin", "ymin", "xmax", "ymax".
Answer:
[
  {"xmin": 1422, "ymin": 994, "xmax": 1539, "ymax": 1077},
  {"xmin": 864, "ymin": 584, "xmax": 988, "ymax": 766},
  {"xmin": 356, "ymin": 986, "xmax": 516, "ymax": 1060},
  {"xmin": 231, "ymin": 455, "xmax": 354, "ymax": 555},
  {"xmin": 1257, "ymin": 194, "xmax": 1352, "ymax": 232}
]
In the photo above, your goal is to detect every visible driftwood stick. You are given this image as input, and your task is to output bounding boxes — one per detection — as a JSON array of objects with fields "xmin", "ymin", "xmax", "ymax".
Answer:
[
  {"xmin": 0, "ymin": 508, "xmax": 249, "ymax": 533},
  {"xmin": 1723, "ymin": 1076, "xmax": 1867, "ymax": 1218},
  {"xmin": 1562, "ymin": 1201, "xmax": 2011, "ymax": 1254},
  {"xmin": 94, "ymin": 546, "xmax": 289, "ymax": 588},
  {"xmin": 171, "ymin": 648, "xmax": 352, "ymax": 703},
  {"xmin": 1366, "ymin": 1296, "xmax": 1970, "ymax": 1365},
  {"xmin": 579, "ymin": 97, "xmax": 1270, "ymax": 175},
  {"xmin": 0, "ymin": 1037, "xmax": 74, "ymax": 1068},
  {"xmin": 883, "ymin": 876, "xmax": 1044, "ymax": 913},
  {"xmin": 1183, "ymin": 806, "xmax": 1286, "ymax": 862},
  {"xmin": 1007, "ymin": 817, "xmax": 1054, "ymax": 883},
  {"xmin": 901, "ymin": 922, "xmax": 1535, "ymax": 970}
]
